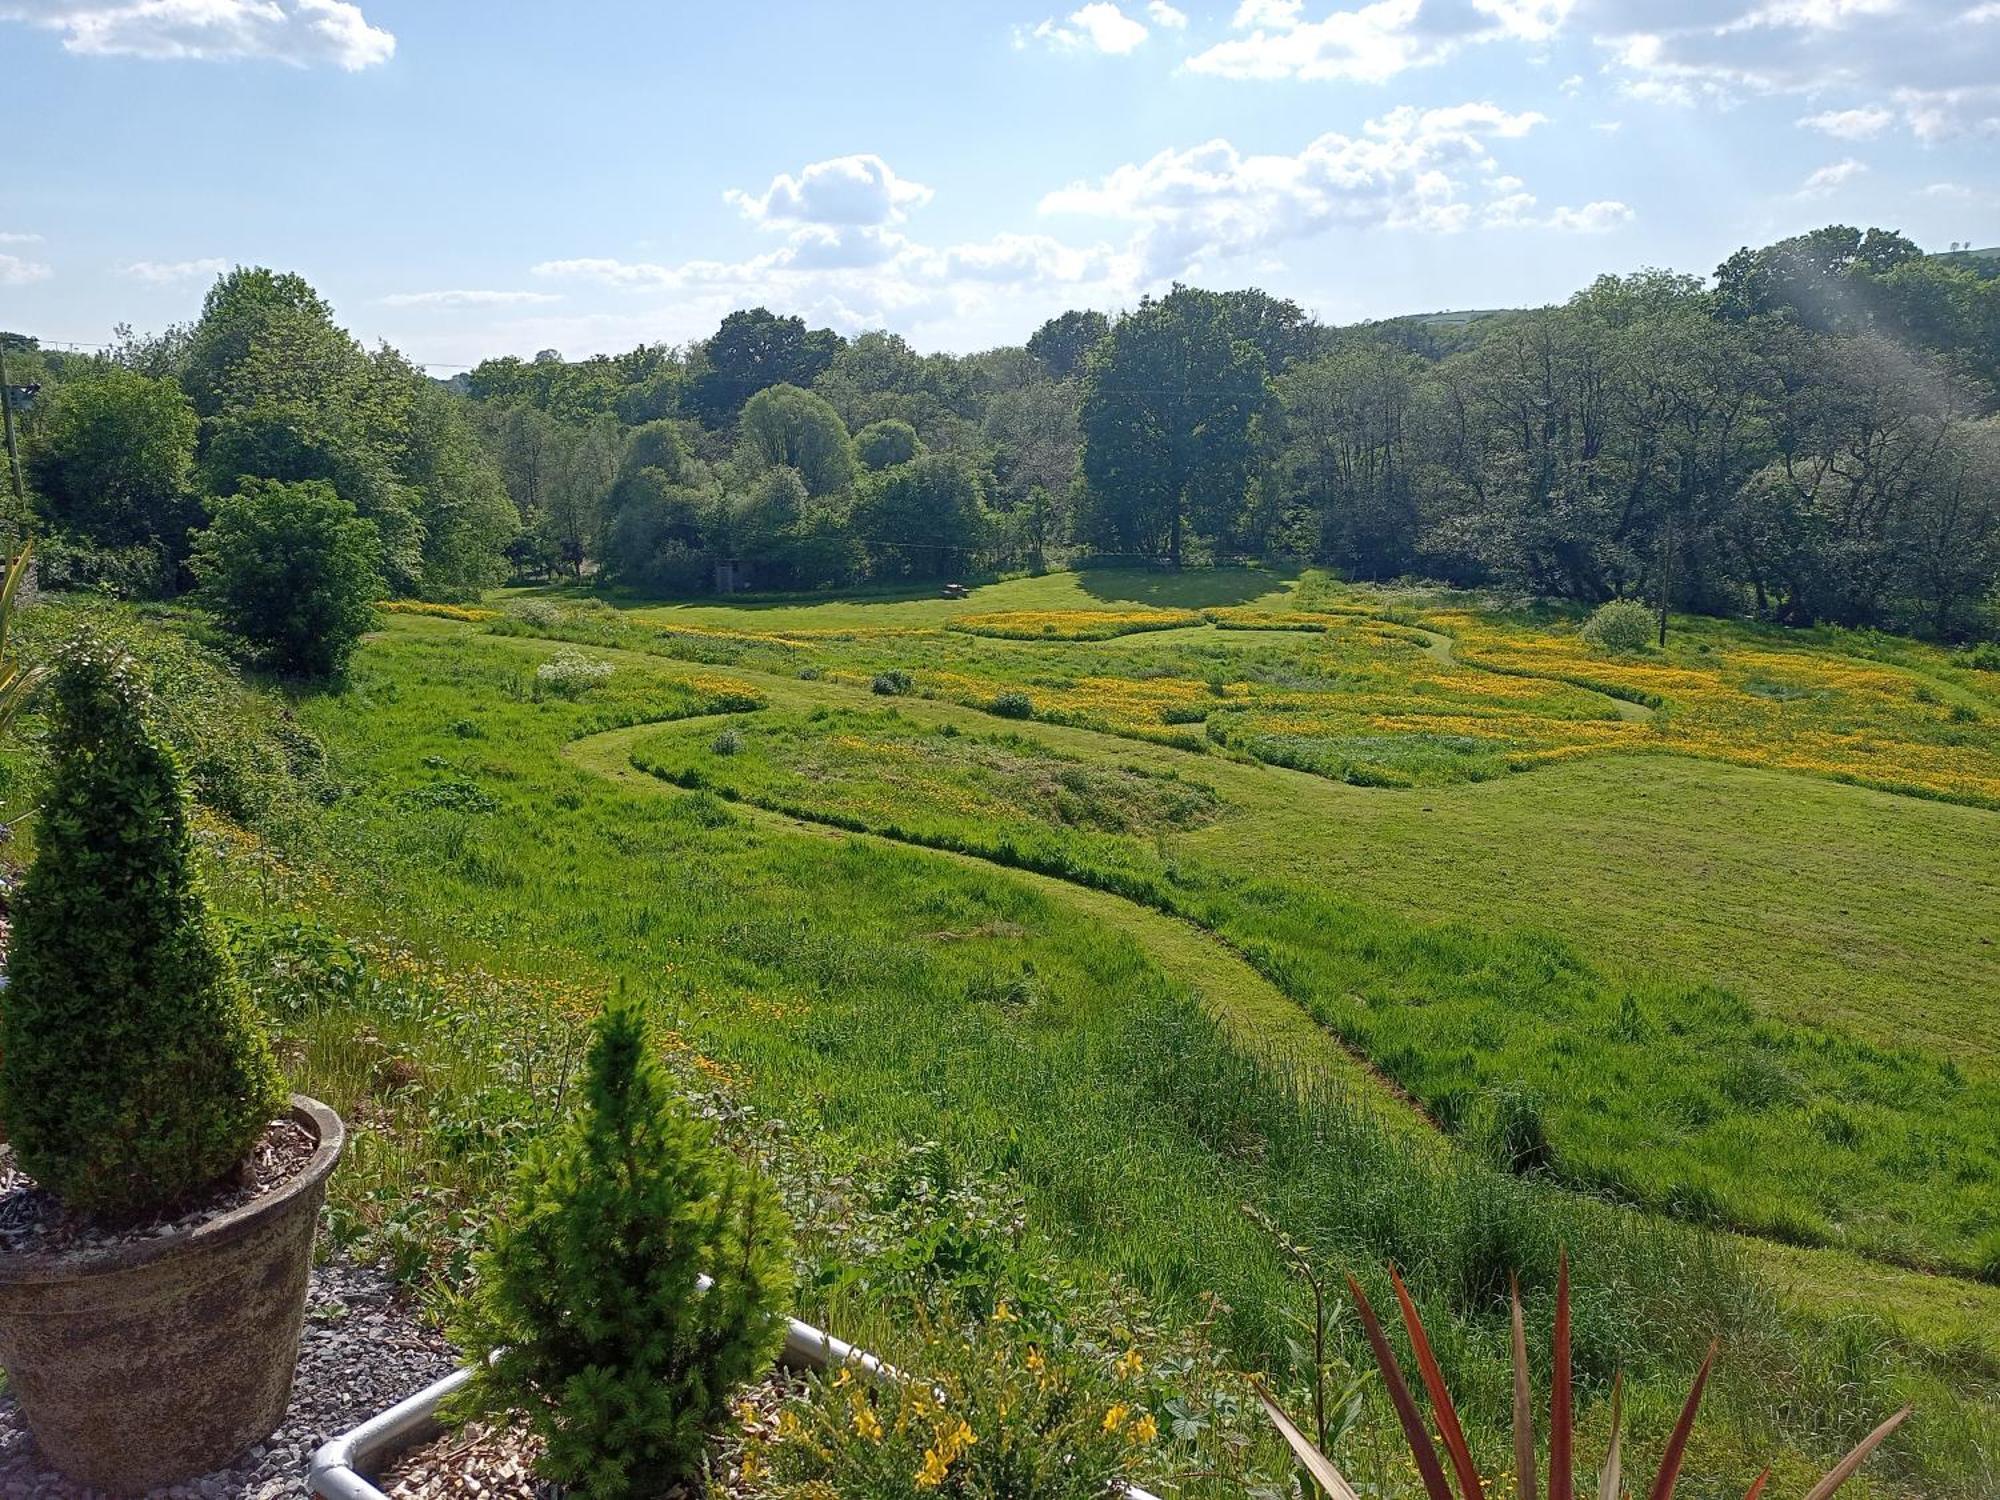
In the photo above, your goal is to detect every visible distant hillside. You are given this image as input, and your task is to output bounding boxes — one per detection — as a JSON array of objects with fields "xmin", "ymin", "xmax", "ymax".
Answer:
[{"xmin": 1400, "ymin": 307, "xmax": 1515, "ymax": 328}]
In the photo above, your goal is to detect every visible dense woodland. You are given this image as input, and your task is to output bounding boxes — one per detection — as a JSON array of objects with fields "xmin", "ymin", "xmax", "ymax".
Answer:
[{"xmin": 6, "ymin": 223, "xmax": 1998, "ymax": 645}]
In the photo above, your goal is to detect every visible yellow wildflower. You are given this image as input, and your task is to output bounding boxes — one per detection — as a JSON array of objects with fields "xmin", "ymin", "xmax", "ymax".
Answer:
[
  {"xmin": 853, "ymin": 1406, "xmax": 883, "ymax": 1443},
  {"xmin": 1102, "ymin": 1403, "xmax": 1131, "ymax": 1433},
  {"xmin": 1115, "ymin": 1347, "xmax": 1144, "ymax": 1380},
  {"xmin": 1128, "ymin": 1413, "xmax": 1158, "ymax": 1445}
]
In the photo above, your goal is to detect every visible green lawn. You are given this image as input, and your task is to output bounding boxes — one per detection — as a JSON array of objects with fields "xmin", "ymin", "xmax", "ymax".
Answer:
[{"xmin": 541, "ymin": 563, "xmax": 1300, "ymax": 632}]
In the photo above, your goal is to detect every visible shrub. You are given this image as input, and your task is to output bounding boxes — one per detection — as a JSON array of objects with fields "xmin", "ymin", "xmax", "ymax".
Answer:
[
  {"xmin": 872, "ymin": 669, "xmax": 913, "ymax": 696},
  {"xmin": 742, "ymin": 1312, "xmax": 1158, "ymax": 1500},
  {"xmin": 713, "ymin": 726, "xmax": 744, "ymax": 756},
  {"xmin": 190, "ymin": 478, "xmax": 385, "ymax": 679},
  {"xmin": 0, "ymin": 642, "xmax": 285, "ymax": 1217},
  {"xmin": 509, "ymin": 598, "xmax": 566, "ymax": 628},
  {"xmin": 990, "ymin": 690, "xmax": 1034, "ymax": 719},
  {"xmin": 1579, "ymin": 597, "xmax": 1656, "ymax": 654},
  {"xmin": 453, "ymin": 998, "xmax": 792, "ymax": 1499},
  {"xmin": 1966, "ymin": 642, "xmax": 2000, "ymax": 672},
  {"xmin": 534, "ymin": 648, "xmax": 614, "ymax": 698}
]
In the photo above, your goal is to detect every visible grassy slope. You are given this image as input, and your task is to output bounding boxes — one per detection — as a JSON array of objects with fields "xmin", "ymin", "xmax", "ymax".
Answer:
[{"xmin": 284, "ymin": 615, "xmax": 1987, "ymax": 1496}]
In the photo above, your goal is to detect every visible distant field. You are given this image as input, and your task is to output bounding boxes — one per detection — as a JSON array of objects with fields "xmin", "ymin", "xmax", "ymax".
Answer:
[{"xmin": 495, "ymin": 570, "xmax": 2000, "ymax": 1057}]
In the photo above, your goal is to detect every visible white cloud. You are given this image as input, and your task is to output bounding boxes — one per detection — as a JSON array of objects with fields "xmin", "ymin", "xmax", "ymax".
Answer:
[
  {"xmin": 725, "ymin": 154, "xmax": 934, "ymax": 228},
  {"xmin": 118, "ymin": 257, "xmax": 228, "ymax": 283},
  {"xmin": 1039, "ymin": 103, "xmax": 1562, "ymax": 272},
  {"xmin": 0, "ymin": 231, "xmax": 43, "ymax": 244},
  {"xmin": 1796, "ymin": 157, "xmax": 1868, "ymax": 196},
  {"xmin": 0, "ymin": 253, "xmax": 52, "ymax": 285},
  {"xmin": 1020, "ymin": 2, "xmax": 1152, "ymax": 54},
  {"xmin": 1797, "ymin": 105, "xmax": 1892, "ymax": 138},
  {"xmin": 530, "ymin": 232, "xmax": 1139, "ymax": 356},
  {"xmin": 1545, "ymin": 199, "xmax": 1635, "ymax": 231},
  {"xmin": 1595, "ymin": 0, "xmax": 2000, "ymax": 138},
  {"xmin": 510, "ymin": 100, "xmax": 1633, "ymax": 353},
  {"xmin": 1147, "ymin": 0, "xmax": 1189, "ymax": 25},
  {"xmin": 1918, "ymin": 180, "xmax": 1998, "ymax": 208},
  {"xmin": 381, "ymin": 289, "xmax": 564, "ymax": 308},
  {"xmin": 1175, "ymin": 0, "xmax": 1997, "ymax": 135},
  {"xmin": 0, "ymin": 0, "xmax": 394, "ymax": 69},
  {"xmin": 1185, "ymin": 0, "xmax": 1573, "ymax": 83},
  {"xmin": 1481, "ymin": 189, "xmax": 1632, "ymax": 232}
]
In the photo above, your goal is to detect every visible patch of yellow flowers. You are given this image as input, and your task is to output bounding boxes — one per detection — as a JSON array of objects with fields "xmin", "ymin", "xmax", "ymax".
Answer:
[
  {"xmin": 874, "ymin": 591, "xmax": 1999, "ymax": 805},
  {"xmin": 737, "ymin": 1316, "xmax": 1160, "ymax": 1500},
  {"xmin": 378, "ymin": 599, "xmax": 499, "ymax": 622},
  {"xmin": 948, "ymin": 609, "xmax": 1203, "ymax": 641}
]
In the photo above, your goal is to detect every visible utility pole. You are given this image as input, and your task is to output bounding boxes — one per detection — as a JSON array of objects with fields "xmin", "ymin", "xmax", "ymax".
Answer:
[{"xmin": 0, "ymin": 340, "xmax": 25, "ymax": 512}]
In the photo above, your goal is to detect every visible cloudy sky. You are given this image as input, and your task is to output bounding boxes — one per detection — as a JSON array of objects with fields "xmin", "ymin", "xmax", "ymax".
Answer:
[{"xmin": 3, "ymin": 0, "xmax": 1996, "ymax": 369}]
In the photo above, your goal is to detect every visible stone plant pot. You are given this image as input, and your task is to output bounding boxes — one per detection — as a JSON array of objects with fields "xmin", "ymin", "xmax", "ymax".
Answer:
[{"xmin": 0, "ymin": 1095, "xmax": 345, "ymax": 1494}]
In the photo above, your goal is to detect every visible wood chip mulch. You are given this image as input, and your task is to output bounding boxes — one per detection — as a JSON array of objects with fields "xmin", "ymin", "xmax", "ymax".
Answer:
[{"xmin": 375, "ymin": 1371, "xmax": 800, "ymax": 1500}]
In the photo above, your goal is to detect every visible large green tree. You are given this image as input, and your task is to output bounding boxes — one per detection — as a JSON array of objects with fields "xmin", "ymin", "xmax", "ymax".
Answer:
[
  {"xmin": 851, "ymin": 453, "xmax": 987, "ymax": 580},
  {"xmin": 186, "ymin": 266, "xmax": 517, "ymax": 594},
  {"xmin": 1026, "ymin": 310, "xmax": 1110, "ymax": 381},
  {"xmin": 737, "ymin": 383, "xmax": 855, "ymax": 497},
  {"xmin": 1079, "ymin": 287, "xmax": 1268, "ymax": 566},
  {"xmin": 190, "ymin": 478, "xmax": 385, "ymax": 678},
  {"xmin": 688, "ymin": 309, "xmax": 843, "ymax": 426},
  {"xmin": 28, "ymin": 365, "xmax": 200, "ymax": 560}
]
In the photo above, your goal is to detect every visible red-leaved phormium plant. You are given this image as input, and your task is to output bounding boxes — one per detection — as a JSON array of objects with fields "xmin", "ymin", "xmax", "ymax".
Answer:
[{"xmin": 1254, "ymin": 1250, "xmax": 1910, "ymax": 1500}]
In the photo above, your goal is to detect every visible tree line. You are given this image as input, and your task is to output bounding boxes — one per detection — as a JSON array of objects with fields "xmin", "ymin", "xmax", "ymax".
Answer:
[{"xmin": 6, "ymin": 221, "xmax": 1997, "ymax": 654}]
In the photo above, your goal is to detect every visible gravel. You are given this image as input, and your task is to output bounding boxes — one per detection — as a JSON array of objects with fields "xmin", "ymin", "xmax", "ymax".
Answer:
[{"xmin": 0, "ymin": 1251, "xmax": 458, "ymax": 1500}]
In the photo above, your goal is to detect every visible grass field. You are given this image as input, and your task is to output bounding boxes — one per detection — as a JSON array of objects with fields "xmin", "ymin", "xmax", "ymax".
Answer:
[
  {"xmin": 9, "ymin": 572, "xmax": 1997, "ymax": 1497},
  {"xmin": 470, "ymin": 570, "xmax": 2000, "ymax": 1284}
]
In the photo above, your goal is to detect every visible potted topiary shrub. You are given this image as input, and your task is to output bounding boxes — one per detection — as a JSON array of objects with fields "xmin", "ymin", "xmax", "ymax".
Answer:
[{"xmin": 0, "ymin": 640, "xmax": 345, "ymax": 1493}]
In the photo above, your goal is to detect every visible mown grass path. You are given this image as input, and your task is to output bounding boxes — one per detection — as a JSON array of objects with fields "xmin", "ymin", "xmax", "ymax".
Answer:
[{"xmin": 551, "ymin": 642, "xmax": 2000, "ymax": 1369}]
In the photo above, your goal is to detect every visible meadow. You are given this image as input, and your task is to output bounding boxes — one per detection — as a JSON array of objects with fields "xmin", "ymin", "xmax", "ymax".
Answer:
[{"xmin": 7, "ymin": 572, "xmax": 1997, "ymax": 1498}]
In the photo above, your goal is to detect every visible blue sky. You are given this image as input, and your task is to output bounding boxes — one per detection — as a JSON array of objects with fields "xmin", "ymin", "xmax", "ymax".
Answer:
[{"xmin": 3, "ymin": 0, "xmax": 1996, "ymax": 370}]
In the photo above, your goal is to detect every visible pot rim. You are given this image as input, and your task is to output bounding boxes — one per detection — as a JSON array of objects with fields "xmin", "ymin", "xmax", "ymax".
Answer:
[{"xmin": 0, "ymin": 1094, "xmax": 344, "ymax": 1284}]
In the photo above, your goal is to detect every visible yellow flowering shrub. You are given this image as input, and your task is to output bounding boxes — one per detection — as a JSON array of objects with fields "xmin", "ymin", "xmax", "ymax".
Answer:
[
  {"xmin": 379, "ymin": 599, "xmax": 499, "ymax": 622},
  {"xmin": 947, "ymin": 609, "xmax": 1202, "ymax": 641},
  {"xmin": 738, "ymin": 1314, "xmax": 1160, "ymax": 1500},
  {"xmin": 688, "ymin": 673, "xmax": 768, "ymax": 714}
]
